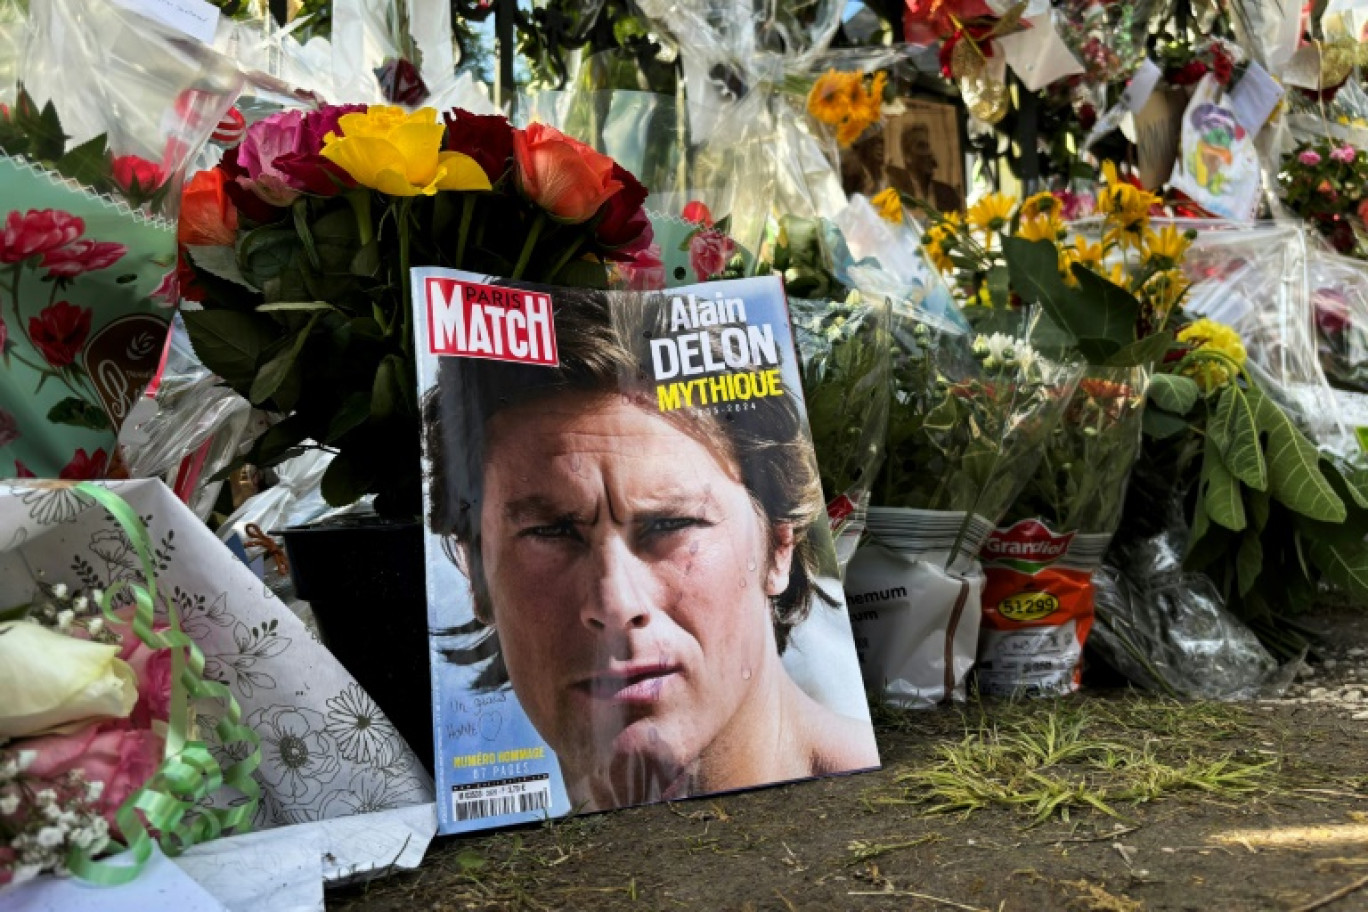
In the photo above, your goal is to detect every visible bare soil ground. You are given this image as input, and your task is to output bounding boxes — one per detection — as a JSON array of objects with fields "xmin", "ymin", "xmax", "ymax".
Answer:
[{"xmin": 330, "ymin": 607, "xmax": 1368, "ymax": 912}]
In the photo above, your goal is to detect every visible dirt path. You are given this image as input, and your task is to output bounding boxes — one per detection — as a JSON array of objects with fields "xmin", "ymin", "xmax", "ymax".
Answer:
[{"xmin": 330, "ymin": 610, "xmax": 1368, "ymax": 912}]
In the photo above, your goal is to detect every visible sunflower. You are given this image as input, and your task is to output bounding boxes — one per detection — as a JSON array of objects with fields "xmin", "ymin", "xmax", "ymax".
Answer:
[
  {"xmin": 1016, "ymin": 214, "xmax": 1065, "ymax": 243},
  {"xmin": 1143, "ymin": 268, "xmax": 1190, "ymax": 316},
  {"xmin": 1070, "ymin": 236, "xmax": 1105, "ymax": 270},
  {"xmin": 1177, "ymin": 317, "xmax": 1246, "ymax": 390},
  {"xmin": 967, "ymin": 192, "xmax": 1016, "ymax": 236},
  {"xmin": 922, "ymin": 224, "xmax": 955, "ymax": 272},
  {"xmin": 1141, "ymin": 224, "xmax": 1193, "ymax": 268},
  {"xmin": 1020, "ymin": 191, "xmax": 1060, "ymax": 221},
  {"xmin": 872, "ymin": 187, "xmax": 904, "ymax": 224},
  {"xmin": 807, "ymin": 70, "xmax": 860, "ymax": 125},
  {"xmin": 835, "ymin": 113, "xmax": 876, "ymax": 147},
  {"xmin": 1097, "ymin": 161, "xmax": 1162, "ymax": 248}
]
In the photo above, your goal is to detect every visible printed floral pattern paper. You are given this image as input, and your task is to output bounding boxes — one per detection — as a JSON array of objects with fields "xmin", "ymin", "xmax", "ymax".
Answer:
[
  {"xmin": 0, "ymin": 477, "xmax": 435, "ymax": 833},
  {"xmin": 0, "ymin": 155, "xmax": 180, "ymax": 480}
]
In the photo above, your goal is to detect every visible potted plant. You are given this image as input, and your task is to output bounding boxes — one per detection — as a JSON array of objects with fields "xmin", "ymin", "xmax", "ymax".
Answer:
[{"xmin": 179, "ymin": 104, "xmax": 657, "ymax": 755}]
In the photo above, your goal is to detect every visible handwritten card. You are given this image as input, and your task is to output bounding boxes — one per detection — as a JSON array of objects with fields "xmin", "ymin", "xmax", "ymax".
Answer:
[{"xmin": 109, "ymin": 0, "xmax": 220, "ymax": 45}]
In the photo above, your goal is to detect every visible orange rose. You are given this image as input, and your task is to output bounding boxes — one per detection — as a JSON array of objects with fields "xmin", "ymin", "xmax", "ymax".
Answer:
[
  {"xmin": 512, "ymin": 123, "xmax": 623, "ymax": 223},
  {"xmin": 178, "ymin": 168, "xmax": 238, "ymax": 248}
]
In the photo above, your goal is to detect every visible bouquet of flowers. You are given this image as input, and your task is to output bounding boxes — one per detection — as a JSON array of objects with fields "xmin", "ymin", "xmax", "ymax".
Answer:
[
  {"xmin": 180, "ymin": 104, "xmax": 655, "ymax": 517},
  {"xmin": 805, "ymin": 68, "xmax": 888, "ymax": 148},
  {"xmin": 1278, "ymin": 139, "xmax": 1368, "ymax": 258}
]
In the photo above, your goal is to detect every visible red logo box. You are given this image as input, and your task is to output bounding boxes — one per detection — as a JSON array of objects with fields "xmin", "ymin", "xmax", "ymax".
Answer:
[{"xmin": 426, "ymin": 277, "xmax": 559, "ymax": 366}]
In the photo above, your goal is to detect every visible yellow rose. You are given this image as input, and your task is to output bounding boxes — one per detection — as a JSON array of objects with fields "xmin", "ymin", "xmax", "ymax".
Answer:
[
  {"xmin": 0, "ymin": 621, "xmax": 138, "ymax": 738},
  {"xmin": 321, "ymin": 106, "xmax": 491, "ymax": 197}
]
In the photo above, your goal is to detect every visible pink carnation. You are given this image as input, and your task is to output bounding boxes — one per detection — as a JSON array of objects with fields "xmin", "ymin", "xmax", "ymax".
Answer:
[
  {"xmin": 1299, "ymin": 149, "xmax": 1323, "ymax": 166},
  {"xmin": 1332, "ymin": 145, "xmax": 1358, "ymax": 163}
]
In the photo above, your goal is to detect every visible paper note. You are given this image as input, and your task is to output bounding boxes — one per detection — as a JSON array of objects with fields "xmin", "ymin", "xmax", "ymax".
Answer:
[
  {"xmin": 1122, "ymin": 59, "xmax": 1163, "ymax": 113},
  {"xmin": 1230, "ymin": 62, "xmax": 1284, "ymax": 134},
  {"xmin": 109, "ymin": 0, "xmax": 220, "ymax": 45}
]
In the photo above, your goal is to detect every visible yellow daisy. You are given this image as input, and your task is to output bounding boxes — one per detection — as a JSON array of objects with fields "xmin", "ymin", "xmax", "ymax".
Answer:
[
  {"xmin": 1016, "ymin": 214, "xmax": 1065, "ymax": 243},
  {"xmin": 967, "ymin": 192, "xmax": 1016, "ymax": 235},
  {"xmin": 1177, "ymin": 317, "xmax": 1246, "ymax": 390},
  {"xmin": 807, "ymin": 70, "xmax": 859, "ymax": 125},
  {"xmin": 922, "ymin": 225, "xmax": 954, "ymax": 273},
  {"xmin": 1071, "ymin": 236, "xmax": 1105, "ymax": 269},
  {"xmin": 872, "ymin": 187, "xmax": 904, "ymax": 224},
  {"xmin": 1020, "ymin": 191, "xmax": 1060, "ymax": 221},
  {"xmin": 835, "ymin": 113, "xmax": 875, "ymax": 148},
  {"xmin": 1144, "ymin": 268, "xmax": 1190, "ymax": 316},
  {"xmin": 1142, "ymin": 224, "xmax": 1192, "ymax": 268}
]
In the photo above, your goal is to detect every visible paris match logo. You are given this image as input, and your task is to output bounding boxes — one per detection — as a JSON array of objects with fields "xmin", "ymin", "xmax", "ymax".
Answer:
[
  {"xmin": 981, "ymin": 519, "xmax": 1076, "ymax": 573},
  {"xmin": 425, "ymin": 277, "xmax": 559, "ymax": 366}
]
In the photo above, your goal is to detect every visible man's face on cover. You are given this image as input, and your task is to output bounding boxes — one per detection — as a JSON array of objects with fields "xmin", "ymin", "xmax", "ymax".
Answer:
[{"xmin": 477, "ymin": 393, "xmax": 794, "ymax": 805}]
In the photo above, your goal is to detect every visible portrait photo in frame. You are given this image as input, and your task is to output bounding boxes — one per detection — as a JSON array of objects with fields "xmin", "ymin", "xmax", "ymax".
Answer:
[{"xmin": 842, "ymin": 95, "xmax": 967, "ymax": 214}]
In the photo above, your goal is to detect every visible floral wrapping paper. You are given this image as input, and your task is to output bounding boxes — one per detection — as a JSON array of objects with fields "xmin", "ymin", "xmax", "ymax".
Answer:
[
  {"xmin": 0, "ymin": 477, "xmax": 434, "ymax": 832},
  {"xmin": 0, "ymin": 155, "xmax": 180, "ymax": 480}
]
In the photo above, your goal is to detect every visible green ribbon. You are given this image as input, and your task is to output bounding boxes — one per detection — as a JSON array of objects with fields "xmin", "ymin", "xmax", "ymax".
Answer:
[{"xmin": 61, "ymin": 482, "xmax": 262, "ymax": 885}]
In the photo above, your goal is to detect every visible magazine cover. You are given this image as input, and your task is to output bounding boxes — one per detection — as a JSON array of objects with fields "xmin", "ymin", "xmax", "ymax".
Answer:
[{"xmin": 411, "ymin": 269, "xmax": 881, "ymax": 835}]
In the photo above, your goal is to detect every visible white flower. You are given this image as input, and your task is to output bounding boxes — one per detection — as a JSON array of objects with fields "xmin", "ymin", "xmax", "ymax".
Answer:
[
  {"xmin": 0, "ymin": 792, "xmax": 18, "ymax": 814},
  {"xmin": 35, "ymin": 789, "xmax": 56, "ymax": 807},
  {"xmin": 56, "ymin": 610, "xmax": 75, "ymax": 630},
  {"xmin": 91, "ymin": 589, "xmax": 105, "ymax": 605},
  {"xmin": 324, "ymin": 684, "xmax": 398, "ymax": 767},
  {"xmin": 87, "ymin": 618, "xmax": 104, "ymax": 636},
  {"xmin": 85, "ymin": 780, "xmax": 104, "ymax": 802},
  {"xmin": 16, "ymin": 751, "xmax": 36, "ymax": 772},
  {"xmin": 1015, "ymin": 344, "xmax": 1039, "ymax": 375},
  {"xmin": 36, "ymin": 825, "xmax": 65, "ymax": 848},
  {"xmin": 0, "ymin": 759, "xmax": 15, "ymax": 781},
  {"xmin": 51, "ymin": 584, "xmax": 68, "ymax": 599},
  {"xmin": 43, "ymin": 803, "xmax": 63, "ymax": 821},
  {"xmin": 12, "ymin": 863, "xmax": 43, "ymax": 886}
]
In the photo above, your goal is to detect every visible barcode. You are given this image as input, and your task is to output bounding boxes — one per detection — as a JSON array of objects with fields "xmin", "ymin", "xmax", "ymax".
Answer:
[{"xmin": 451, "ymin": 774, "xmax": 551, "ymax": 822}]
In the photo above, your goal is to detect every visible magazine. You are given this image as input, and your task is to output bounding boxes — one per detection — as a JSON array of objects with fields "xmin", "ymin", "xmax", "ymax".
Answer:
[{"xmin": 411, "ymin": 269, "xmax": 881, "ymax": 835}]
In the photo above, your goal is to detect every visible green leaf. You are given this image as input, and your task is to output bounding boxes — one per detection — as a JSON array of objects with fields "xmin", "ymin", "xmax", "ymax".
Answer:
[
  {"xmin": 1003, "ymin": 237, "xmax": 1138, "ymax": 363},
  {"xmin": 1201, "ymin": 433, "xmax": 1246, "ymax": 531},
  {"xmin": 1309, "ymin": 539, "xmax": 1368, "ymax": 601},
  {"xmin": 985, "ymin": 265, "xmax": 1010, "ymax": 308},
  {"xmin": 320, "ymin": 452, "xmax": 374, "ymax": 508},
  {"xmin": 1208, "ymin": 384, "xmax": 1267, "ymax": 491},
  {"xmin": 54, "ymin": 133, "xmax": 111, "ymax": 189},
  {"xmin": 1105, "ymin": 332, "xmax": 1173, "ymax": 368},
  {"xmin": 252, "ymin": 416, "xmax": 309, "ymax": 465},
  {"xmin": 1251, "ymin": 386, "xmax": 1345, "ymax": 521},
  {"xmin": 371, "ymin": 354, "xmax": 404, "ymax": 419},
  {"xmin": 187, "ymin": 245, "xmax": 255, "ymax": 289},
  {"xmin": 249, "ymin": 314, "xmax": 319, "ymax": 405},
  {"xmin": 1236, "ymin": 530, "xmax": 1263, "ymax": 596},
  {"xmin": 182, "ymin": 309, "xmax": 279, "ymax": 391},
  {"xmin": 351, "ymin": 241, "xmax": 380, "ymax": 278},
  {"xmin": 1248, "ymin": 488, "xmax": 1271, "ymax": 531},
  {"xmin": 292, "ymin": 199, "xmax": 322, "ymax": 271},
  {"xmin": 1148, "ymin": 374, "xmax": 1200, "ymax": 415},
  {"xmin": 46, "ymin": 397, "xmax": 110, "ymax": 431},
  {"xmin": 1143, "ymin": 407, "xmax": 1190, "ymax": 440},
  {"xmin": 256, "ymin": 301, "xmax": 337, "ymax": 313},
  {"xmin": 326, "ymin": 393, "xmax": 373, "ymax": 443},
  {"xmin": 237, "ymin": 227, "xmax": 302, "ymax": 288}
]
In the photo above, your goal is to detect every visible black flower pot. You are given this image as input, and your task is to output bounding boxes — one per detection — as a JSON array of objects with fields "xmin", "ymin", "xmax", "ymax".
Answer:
[{"xmin": 279, "ymin": 515, "xmax": 433, "ymax": 773}]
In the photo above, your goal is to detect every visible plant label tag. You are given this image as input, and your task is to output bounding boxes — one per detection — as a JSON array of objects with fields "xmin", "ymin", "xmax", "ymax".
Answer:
[
  {"xmin": 423, "ymin": 276, "xmax": 559, "ymax": 367},
  {"xmin": 1230, "ymin": 62, "xmax": 1283, "ymax": 135},
  {"xmin": 110, "ymin": 0, "xmax": 220, "ymax": 45}
]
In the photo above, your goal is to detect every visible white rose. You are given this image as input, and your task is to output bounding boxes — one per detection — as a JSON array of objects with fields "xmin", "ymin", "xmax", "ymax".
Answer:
[{"xmin": 0, "ymin": 622, "xmax": 138, "ymax": 738}]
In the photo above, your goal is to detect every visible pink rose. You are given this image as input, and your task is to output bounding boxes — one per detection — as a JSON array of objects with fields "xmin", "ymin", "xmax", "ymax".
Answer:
[
  {"xmin": 23, "ymin": 722, "xmax": 164, "ymax": 833},
  {"xmin": 1299, "ymin": 149, "xmax": 1323, "ymax": 166},
  {"xmin": 0, "ymin": 408, "xmax": 18, "ymax": 448},
  {"xmin": 512, "ymin": 123, "xmax": 624, "ymax": 223},
  {"xmin": 688, "ymin": 230, "xmax": 736, "ymax": 280},
  {"xmin": 107, "ymin": 609, "xmax": 174, "ymax": 727},
  {"xmin": 240, "ymin": 105, "xmax": 363, "ymax": 202},
  {"xmin": 619, "ymin": 243, "xmax": 665, "ymax": 291},
  {"xmin": 0, "ymin": 209, "xmax": 84, "ymax": 263},
  {"xmin": 41, "ymin": 239, "xmax": 127, "ymax": 277},
  {"xmin": 1332, "ymin": 145, "xmax": 1357, "ymax": 164}
]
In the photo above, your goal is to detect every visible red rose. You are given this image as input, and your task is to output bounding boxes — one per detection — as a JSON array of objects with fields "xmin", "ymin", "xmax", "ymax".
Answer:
[
  {"xmin": 1211, "ymin": 49, "xmax": 1234, "ymax": 85},
  {"xmin": 374, "ymin": 57, "xmax": 429, "ymax": 106},
  {"xmin": 41, "ymin": 239, "xmax": 127, "ymax": 277},
  {"xmin": 689, "ymin": 230, "xmax": 736, "ymax": 280},
  {"xmin": 179, "ymin": 168, "xmax": 240, "ymax": 247},
  {"xmin": 513, "ymin": 123, "xmax": 624, "ymax": 223},
  {"xmin": 112, "ymin": 155, "xmax": 166, "ymax": 196},
  {"xmin": 215, "ymin": 146, "xmax": 281, "ymax": 226},
  {"xmin": 1356, "ymin": 198, "xmax": 1368, "ymax": 226},
  {"xmin": 0, "ymin": 209, "xmax": 84, "ymax": 263},
  {"xmin": 596, "ymin": 163, "xmax": 652, "ymax": 259},
  {"xmin": 1076, "ymin": 103, "xmax": 1097, "ymax": 131},
  {"xmin": 29, "ymin": 300, "xmax": 92, "ymax": 368},
  {"xmin": 1167, "ymin": 61, "xmax": 1208, "ymax": 86},
  {"xmin": 58, "ymin": 447, "xmax": 109, "ymax": 480},
  {"xmin": 444, "ymin": 108, "xmax": 516, "ymax": 182},
  {"xmin": 682, "ymin": 200, "xmax": 714, "ymax": 226}
]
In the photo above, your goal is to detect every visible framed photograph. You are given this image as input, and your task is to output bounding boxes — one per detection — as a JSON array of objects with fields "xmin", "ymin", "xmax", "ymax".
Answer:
[{"xmin": 842, "ymin": 95, "xmax": 967, "ymax": 214}]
